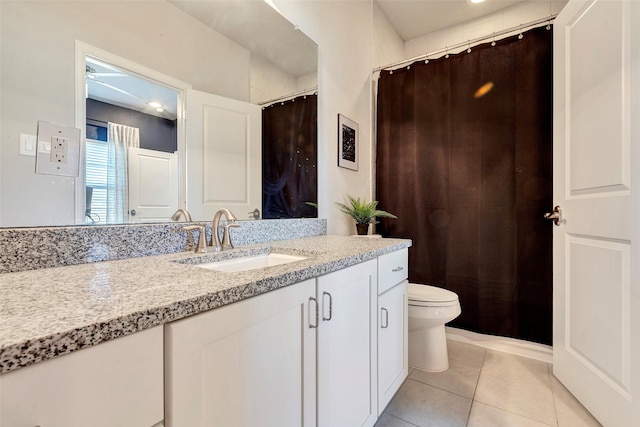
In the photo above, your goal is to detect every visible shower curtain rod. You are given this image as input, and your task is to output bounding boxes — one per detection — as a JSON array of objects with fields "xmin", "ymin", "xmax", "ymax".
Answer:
[
  {"xmin": 259, "ymin": 86, "xmax": 318, "ymax": 107},
  {"xmin": 373, "ymin": 14, "xmax": 557, "ymax": 73}
]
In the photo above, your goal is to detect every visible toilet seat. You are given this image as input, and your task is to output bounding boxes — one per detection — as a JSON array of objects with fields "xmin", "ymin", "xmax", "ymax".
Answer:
[{"xmin": 408, "ymin": 283, "xmax": 459, "ymax": 307}]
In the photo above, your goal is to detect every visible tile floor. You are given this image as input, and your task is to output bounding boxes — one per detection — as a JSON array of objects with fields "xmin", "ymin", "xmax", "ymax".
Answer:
[{"xmin": 375, "ymin": 340, "xmax": 602, "ymax": 427}]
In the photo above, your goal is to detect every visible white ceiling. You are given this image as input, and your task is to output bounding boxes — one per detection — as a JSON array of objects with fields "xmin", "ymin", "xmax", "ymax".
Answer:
[
  {"xmin": 87, "ymin": 0, "xmax": 317, "ymax": 119},
  {"xmin": 376, "ymin": 0, "xmax": 529, "ymax": 41},
  {"xmin": 86, "ymin": 57, "xmax": 179, "ymax": 120},
  {"xmin": 87, "ymin": 0, "xmax": 545, "ymax": 117},
  {"xmin": 169, "ymin": 0, "xmax": 318, "ymax": 78}
]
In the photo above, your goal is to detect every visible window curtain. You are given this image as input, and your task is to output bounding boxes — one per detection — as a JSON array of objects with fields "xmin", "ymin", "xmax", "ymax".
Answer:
[
  {"xmin": 107, "ymin": 122, "xmax": 140, "ymax": 223},
  {"xmin": 262, "ymin": 94, "xmax": 317, "ymax": 219},
  {"xmin": 376, "ymin": 27, "xmax": 553, "ymax": 345}
]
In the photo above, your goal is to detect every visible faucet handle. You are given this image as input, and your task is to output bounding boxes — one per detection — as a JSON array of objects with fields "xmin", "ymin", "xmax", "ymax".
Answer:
[
  {"xmin": 181, "ymin": 225, "xmax": 206, "ymax": 253},
  {"xmin": 221, "ymin": 222, "xmax": 240, "ymax": 250}
]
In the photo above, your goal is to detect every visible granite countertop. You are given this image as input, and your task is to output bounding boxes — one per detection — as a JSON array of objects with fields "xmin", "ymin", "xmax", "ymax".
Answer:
[{"xmin": 0, "ymin": 235, "xmax": 411, "ymax": 374}]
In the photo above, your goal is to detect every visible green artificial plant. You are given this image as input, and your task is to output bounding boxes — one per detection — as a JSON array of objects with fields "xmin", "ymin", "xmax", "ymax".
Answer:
[{"xmin": 335, "ymin": 195, "xmax": 397, "ymax": 225}]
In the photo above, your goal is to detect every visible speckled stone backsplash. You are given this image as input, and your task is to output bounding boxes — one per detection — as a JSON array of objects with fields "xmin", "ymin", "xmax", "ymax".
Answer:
[{"xmin": 0, "ymin": 218, "xmax": 326, "ymax": 273}]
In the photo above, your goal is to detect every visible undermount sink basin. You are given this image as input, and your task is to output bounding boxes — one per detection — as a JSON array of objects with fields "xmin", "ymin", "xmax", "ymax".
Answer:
[{"xmin": 194, "ymin": 252, "xmax": 307, "ymax": 273}]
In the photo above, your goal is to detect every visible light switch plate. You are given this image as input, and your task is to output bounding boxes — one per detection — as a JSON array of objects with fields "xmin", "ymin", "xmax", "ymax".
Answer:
[
  {"xmin": 35, "ymin": 121, "xmax": 81, "ymax": 177},
  {"xmin": 19, "ymin": 133, "xmax": 37, "ymax": 156}
]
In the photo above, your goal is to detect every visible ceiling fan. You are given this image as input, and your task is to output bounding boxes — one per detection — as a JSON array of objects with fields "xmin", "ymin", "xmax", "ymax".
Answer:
[{"xmin": 85, "ymin": 65, "xmax": 139, "ymax": 98}]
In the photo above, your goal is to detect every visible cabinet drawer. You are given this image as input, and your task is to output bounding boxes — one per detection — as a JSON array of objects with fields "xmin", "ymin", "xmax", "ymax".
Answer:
[{"xmin": 378, "ymin": 248, "xmax": 408, "ymax": 294}]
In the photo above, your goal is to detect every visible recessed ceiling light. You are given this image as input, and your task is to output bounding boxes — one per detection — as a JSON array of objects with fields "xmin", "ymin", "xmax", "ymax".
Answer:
[
  {"xmin": 469, "ymin": 0, "xmax": 486, "ymax": 4},
  {"xmin": 148, "ymin": 101, "xmax": 163, "ymax": 108},
  {"xmin": 156, "ymin": 107, "xmax": 165, "ymax": 112}
]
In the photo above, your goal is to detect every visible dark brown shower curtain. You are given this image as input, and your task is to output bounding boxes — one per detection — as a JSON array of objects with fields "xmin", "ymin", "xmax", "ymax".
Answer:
[
  {"xmin": 263, "ymin": 94, "xmax": 317, "ymax": 219},
  {"xmin": 376, "ymin": 27, "xmax": 553, "ymax": 345}
]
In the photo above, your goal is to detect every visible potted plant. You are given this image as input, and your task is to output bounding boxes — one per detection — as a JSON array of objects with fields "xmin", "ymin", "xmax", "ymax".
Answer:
[{"xmin": 336, "ymin": 195, "xmax": 397, "ymax": 235}]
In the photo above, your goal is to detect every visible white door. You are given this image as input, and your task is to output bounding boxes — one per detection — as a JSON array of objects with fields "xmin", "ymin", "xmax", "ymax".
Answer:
[
  {"xmin": 553, "ymin": 1, "xmax": 640, "ymax": 426},
  {"xmin": 317, "ymin": 260, "xmax": 378, "ymax": 427},
  {"xmin": 128, "ymin": 147, "xmax": 178, "ymax": 222},
  {"xmin": 164, "ymin": 279, "xmax": 316, "ymax": 427},
  {"xmin": 186, "ymin": 89, "xmax": 261, "ymax": 221}
]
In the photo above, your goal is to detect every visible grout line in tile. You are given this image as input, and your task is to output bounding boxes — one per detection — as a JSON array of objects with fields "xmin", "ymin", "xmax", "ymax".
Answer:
[
  {"xmin": 382, "ymin": 412, "xmax": 421, "ymax": 427},
  {"xmin": 469, "ymin": 400, "xmax": 558, "ymax": 427},
  {"xmin": 463, "ymin": 397, "xmax": 473, "ymax": 426},
  {"xmin": 405, "ymin": 378, "xmax": 474, "ymax": 427},
  {"xmin": 547, "ymin": 363, "xmax": 560, "ymax": 427},
  {"xmin": 407, "ymin": 370, "xmax": 476, "ymax": 401},
  {"xmin": 470, "ymin": 348, "xmax": 488, "ymax": 401}
]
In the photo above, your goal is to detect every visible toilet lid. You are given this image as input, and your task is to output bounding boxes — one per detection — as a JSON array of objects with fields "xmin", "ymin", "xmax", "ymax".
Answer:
[{"xmin": 408, "ymin": 283, "xmax": 458, "ymax": 303}]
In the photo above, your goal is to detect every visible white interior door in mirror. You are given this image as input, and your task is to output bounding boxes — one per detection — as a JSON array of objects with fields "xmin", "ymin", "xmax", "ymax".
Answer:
[
  {"xmin": 186, "ymin": 90, "xmax": 261, "ymax": 221},
  {"xmin": 128, "ymin": 147, "xmax": 178, "ymax": 222}
]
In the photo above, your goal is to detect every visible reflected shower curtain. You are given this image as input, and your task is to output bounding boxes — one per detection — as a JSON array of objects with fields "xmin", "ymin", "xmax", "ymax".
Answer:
[
  {"xmin": 107, "ymin": 122, "xmax": 140, "ymax": 223},
  {"xmin": 262, "ymin": 94, "xmax": 317, "ymax": 219},
  {"xmin": 376, "ymin": 27, "xmax": 553, "ymax": 344}
]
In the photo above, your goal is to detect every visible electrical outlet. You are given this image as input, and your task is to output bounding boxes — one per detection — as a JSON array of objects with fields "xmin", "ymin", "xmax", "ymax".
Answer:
[
  {"xmin": 35, "ymin": 121, "xmax": 81, "ymax": 177},
  {"xmin": 50, "ymin": 136, "xmax": 69, "ymax": 163}
]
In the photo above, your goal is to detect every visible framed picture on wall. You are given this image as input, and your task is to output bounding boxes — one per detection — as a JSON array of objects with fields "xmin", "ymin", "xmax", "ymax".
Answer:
[{"xmin": 338, "ymin": 114, "xmax": 358, "ymax": 171}]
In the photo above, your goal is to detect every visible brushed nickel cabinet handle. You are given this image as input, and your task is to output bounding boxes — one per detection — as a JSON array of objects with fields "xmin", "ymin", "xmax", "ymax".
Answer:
[
  {"xmin": 322, "ymin": 291, "xmax": 333, "ymax": 321},
  {"xmin": 381, "ymin": 307, "xmax": 389, "ymax": 328},
  {"xmin": 308, "ymin": 296, "xmax": 318, "ymax": 328}
]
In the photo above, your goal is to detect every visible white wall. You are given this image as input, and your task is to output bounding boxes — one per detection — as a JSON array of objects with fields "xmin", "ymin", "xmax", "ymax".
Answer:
[
  {"xmin": 297, "ymin": 72, "xmax": 319, "ymax": 93},
  {"xmin": 0, "ymin": 1, "xmax": 251, "ymax": 227},
  {"xmin": 250, "ymin": 56, "xmax": 318, "ymax": 105},
  {"xmin": 372, "ymin": 1, "xmax": 405, "ymax": 70},
  {"xmin": 250, "ymin": 55, "xmax": 298, "ymax": 104},
  {"xmin": 274, "ymin": 0, "xmax": 373, "ymax": 235},
  {"xmin": 3, "ymin": 0, "xmax": 559, "ymax": 232}
]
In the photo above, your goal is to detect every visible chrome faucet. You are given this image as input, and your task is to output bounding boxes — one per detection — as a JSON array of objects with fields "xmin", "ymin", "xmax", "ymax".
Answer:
[
  {"xmin": 211, "ymin": 208, "xmax": 240, "ymax": 251},
  {"xmin": 171, "ymin": 208, "xmax": 192, "ymax": 222}
]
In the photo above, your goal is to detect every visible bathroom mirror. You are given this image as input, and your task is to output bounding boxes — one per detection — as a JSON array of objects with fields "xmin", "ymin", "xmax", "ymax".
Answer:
[{"xmin": 0, "ymin": 0, "xmax": 317, "ymax": 227}]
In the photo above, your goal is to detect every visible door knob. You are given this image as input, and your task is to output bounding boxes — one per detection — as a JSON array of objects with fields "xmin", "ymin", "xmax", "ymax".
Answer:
[
  {"xmin": 248, "ymin": 208, "xmax": 260, "ymax": 220},
  {"xmin": 544, "ymin": 205, "xmax": 562, "ymax": 226}
]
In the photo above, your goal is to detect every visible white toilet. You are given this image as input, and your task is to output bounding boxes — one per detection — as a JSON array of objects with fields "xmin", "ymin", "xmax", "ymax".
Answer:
[{"xmin": 408, "ymin": 283, "xmax": 462, "ymax": 372}]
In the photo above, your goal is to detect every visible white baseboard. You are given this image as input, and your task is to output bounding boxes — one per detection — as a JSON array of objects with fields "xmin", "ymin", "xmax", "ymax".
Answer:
[{"xmin": 445, "ymin": 326, "xmax": 553, "ymax": 363}]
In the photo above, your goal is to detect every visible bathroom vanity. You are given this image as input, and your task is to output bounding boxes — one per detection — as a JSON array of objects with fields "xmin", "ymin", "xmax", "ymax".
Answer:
[{"xmin": 0, "ymin": 235, "xmax": 410, "ymax": 427}]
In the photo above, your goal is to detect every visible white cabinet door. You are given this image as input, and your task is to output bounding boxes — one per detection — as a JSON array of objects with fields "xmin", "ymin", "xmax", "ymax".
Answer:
[
  {"xmin": 553, "ymin": 1, "xmax": 640, "ymax": 426},
  {"xmin": 165, "ymin": 279, "xmax": 317, "ymax": 427},
  {"xmin": 378, "ymin": 280, "xmax": 408, "ymax": 414},
  {"xmin": 317, "ymin": 259, "xmax": 378, "ymax": 427},
  {"xmin": 0, "ymin": 326, "xmax": 164, "ymax": 427}
]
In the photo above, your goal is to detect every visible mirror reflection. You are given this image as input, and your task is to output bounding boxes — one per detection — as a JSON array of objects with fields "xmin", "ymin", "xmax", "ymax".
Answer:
[
  {"xmin": 84, "ymin": 57, "xmax": 180, "ymax": 225},
  {"xmin": 0, "ymin": 0, "xmax": 318, "ymax": 228}
]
